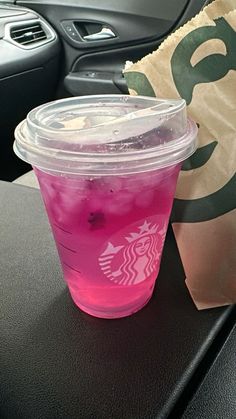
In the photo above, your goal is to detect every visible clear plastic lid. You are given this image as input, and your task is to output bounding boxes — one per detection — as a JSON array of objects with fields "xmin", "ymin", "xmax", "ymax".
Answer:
[{"xmin": 14, "ymin": 95, "xmax": 198, "ymax": 175}]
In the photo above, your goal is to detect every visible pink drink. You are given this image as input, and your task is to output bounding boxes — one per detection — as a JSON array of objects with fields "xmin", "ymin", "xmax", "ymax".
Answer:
[
  {"xmin": 35, "ymin": 164, "xmax": 180, "ymax": 318},
  {"xmin": 14, "ymin": 95, "xmax": 197, "ymax": 318}
]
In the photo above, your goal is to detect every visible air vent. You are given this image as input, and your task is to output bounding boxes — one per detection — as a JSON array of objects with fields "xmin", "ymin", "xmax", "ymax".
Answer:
[
  {"xmin": 10, "ymin": 22, "xmax": 47, "ymax": 46},
  {"xmin": 5, "ymin": 19, "xmax": 56, "ymax": 49}
]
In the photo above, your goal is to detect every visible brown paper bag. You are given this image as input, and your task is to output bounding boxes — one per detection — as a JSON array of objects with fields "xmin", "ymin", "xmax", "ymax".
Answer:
[{"xmin": 124, "ymin": 0, "xmax": 236, "ymax": 309}]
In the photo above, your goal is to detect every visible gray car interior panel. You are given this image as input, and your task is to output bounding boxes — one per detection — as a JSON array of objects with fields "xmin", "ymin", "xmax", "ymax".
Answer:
[
  {"xmin": 0, "ymin": 3, "xmax": 60, "ymax": 180},
  {"xmin": 17, "ymin": 0, "xmax": 206, "ymax": 95}
]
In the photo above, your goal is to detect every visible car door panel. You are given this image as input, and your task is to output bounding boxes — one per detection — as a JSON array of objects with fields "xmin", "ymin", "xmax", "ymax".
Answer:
[{"xmin": 16, "ymin": 0, "xmax": 207, "ymax": 96}]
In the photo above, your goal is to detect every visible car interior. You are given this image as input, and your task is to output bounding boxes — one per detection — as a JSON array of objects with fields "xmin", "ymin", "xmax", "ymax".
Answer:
[
  {"xmin": 1, "ymin": 1, "xmax": 235, "ymax": 419},
  {"xmin": 1, "ymin": 0, "xmax": 210, "ymax": 183}
]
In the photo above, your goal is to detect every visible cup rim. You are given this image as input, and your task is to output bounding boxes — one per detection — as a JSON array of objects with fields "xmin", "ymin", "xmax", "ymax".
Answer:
[{"xmin": 14, "ymin": 94, "xmax": 198, "ymax": 175}]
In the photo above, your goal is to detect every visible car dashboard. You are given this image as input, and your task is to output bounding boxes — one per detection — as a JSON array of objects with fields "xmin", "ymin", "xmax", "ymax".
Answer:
[{"xmin": 0, "ymin": 3, "xmax": 60, "ymax": 181}]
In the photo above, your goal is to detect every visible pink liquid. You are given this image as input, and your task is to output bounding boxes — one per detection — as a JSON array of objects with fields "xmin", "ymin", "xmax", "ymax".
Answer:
[{"xmin": 34, "ymin": 165, "xmax": 180, "ymax": 318}]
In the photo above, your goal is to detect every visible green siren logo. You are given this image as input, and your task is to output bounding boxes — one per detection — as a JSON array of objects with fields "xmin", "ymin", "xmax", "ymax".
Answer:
[
  {"xmin": 171, "ymin": 17, "xmax": 236, "ymax": 105},
  {"xmin": 171, "ymin": 17, "xmax": 236, "ymax": 222},
  {"xmin": 125, "ymin": 17, "xmax": 236, "ymax": 222}
]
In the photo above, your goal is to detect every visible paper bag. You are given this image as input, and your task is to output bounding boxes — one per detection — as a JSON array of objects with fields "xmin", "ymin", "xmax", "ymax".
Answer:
[{"xmin": 124, "ymin": 0, "xmax": 236, "ymax": 309}]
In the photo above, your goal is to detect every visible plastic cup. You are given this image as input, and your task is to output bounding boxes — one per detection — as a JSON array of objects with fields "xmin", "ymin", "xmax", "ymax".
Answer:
[{"xmin": 14, "ymin": 95, "xmax": 197, "ymax": 318}]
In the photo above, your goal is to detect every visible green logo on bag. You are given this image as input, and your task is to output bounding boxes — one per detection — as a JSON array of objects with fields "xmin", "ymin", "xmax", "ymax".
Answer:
[
  {"xmin": 170, "ymin": 17, "xmax": 236, "ymax": 222},
  {"xmin": 124, "ymin": 17, "xmax": 236, "ymax": 222},
  {"xmin": 171, "ymin": 17, "xmax": 236, "ymax": 105}
]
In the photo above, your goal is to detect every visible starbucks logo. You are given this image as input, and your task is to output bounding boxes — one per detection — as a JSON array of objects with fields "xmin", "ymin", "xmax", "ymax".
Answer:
[
  {"xmin": 171, "ymin": 17, "xmax": 236, "ymax": 222},
  {"xmin": 125, "ymin": 17, "xmax": 236, "ymax": 222},
  {"xmin": 98, "ymin": 221, "xmax": 167, "ymax": 285}
]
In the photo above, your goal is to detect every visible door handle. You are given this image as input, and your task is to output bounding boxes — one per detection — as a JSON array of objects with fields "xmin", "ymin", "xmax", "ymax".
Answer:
[{"xmin": 83, "ymin": 27, "xmax": 116, "ymax": 41}]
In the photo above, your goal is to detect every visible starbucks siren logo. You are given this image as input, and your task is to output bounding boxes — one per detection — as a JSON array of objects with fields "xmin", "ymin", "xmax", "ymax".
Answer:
[
  {"xmin": 98, "ymin": 221, "xmax": 167, "ymax": 286},
  {"xmin": 125, "ymin": 17, "xmax": 236, "ymax": 222},
  {"xmin": 170, "ymin": 17, "xmax": 236, "ymax": 221}
]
